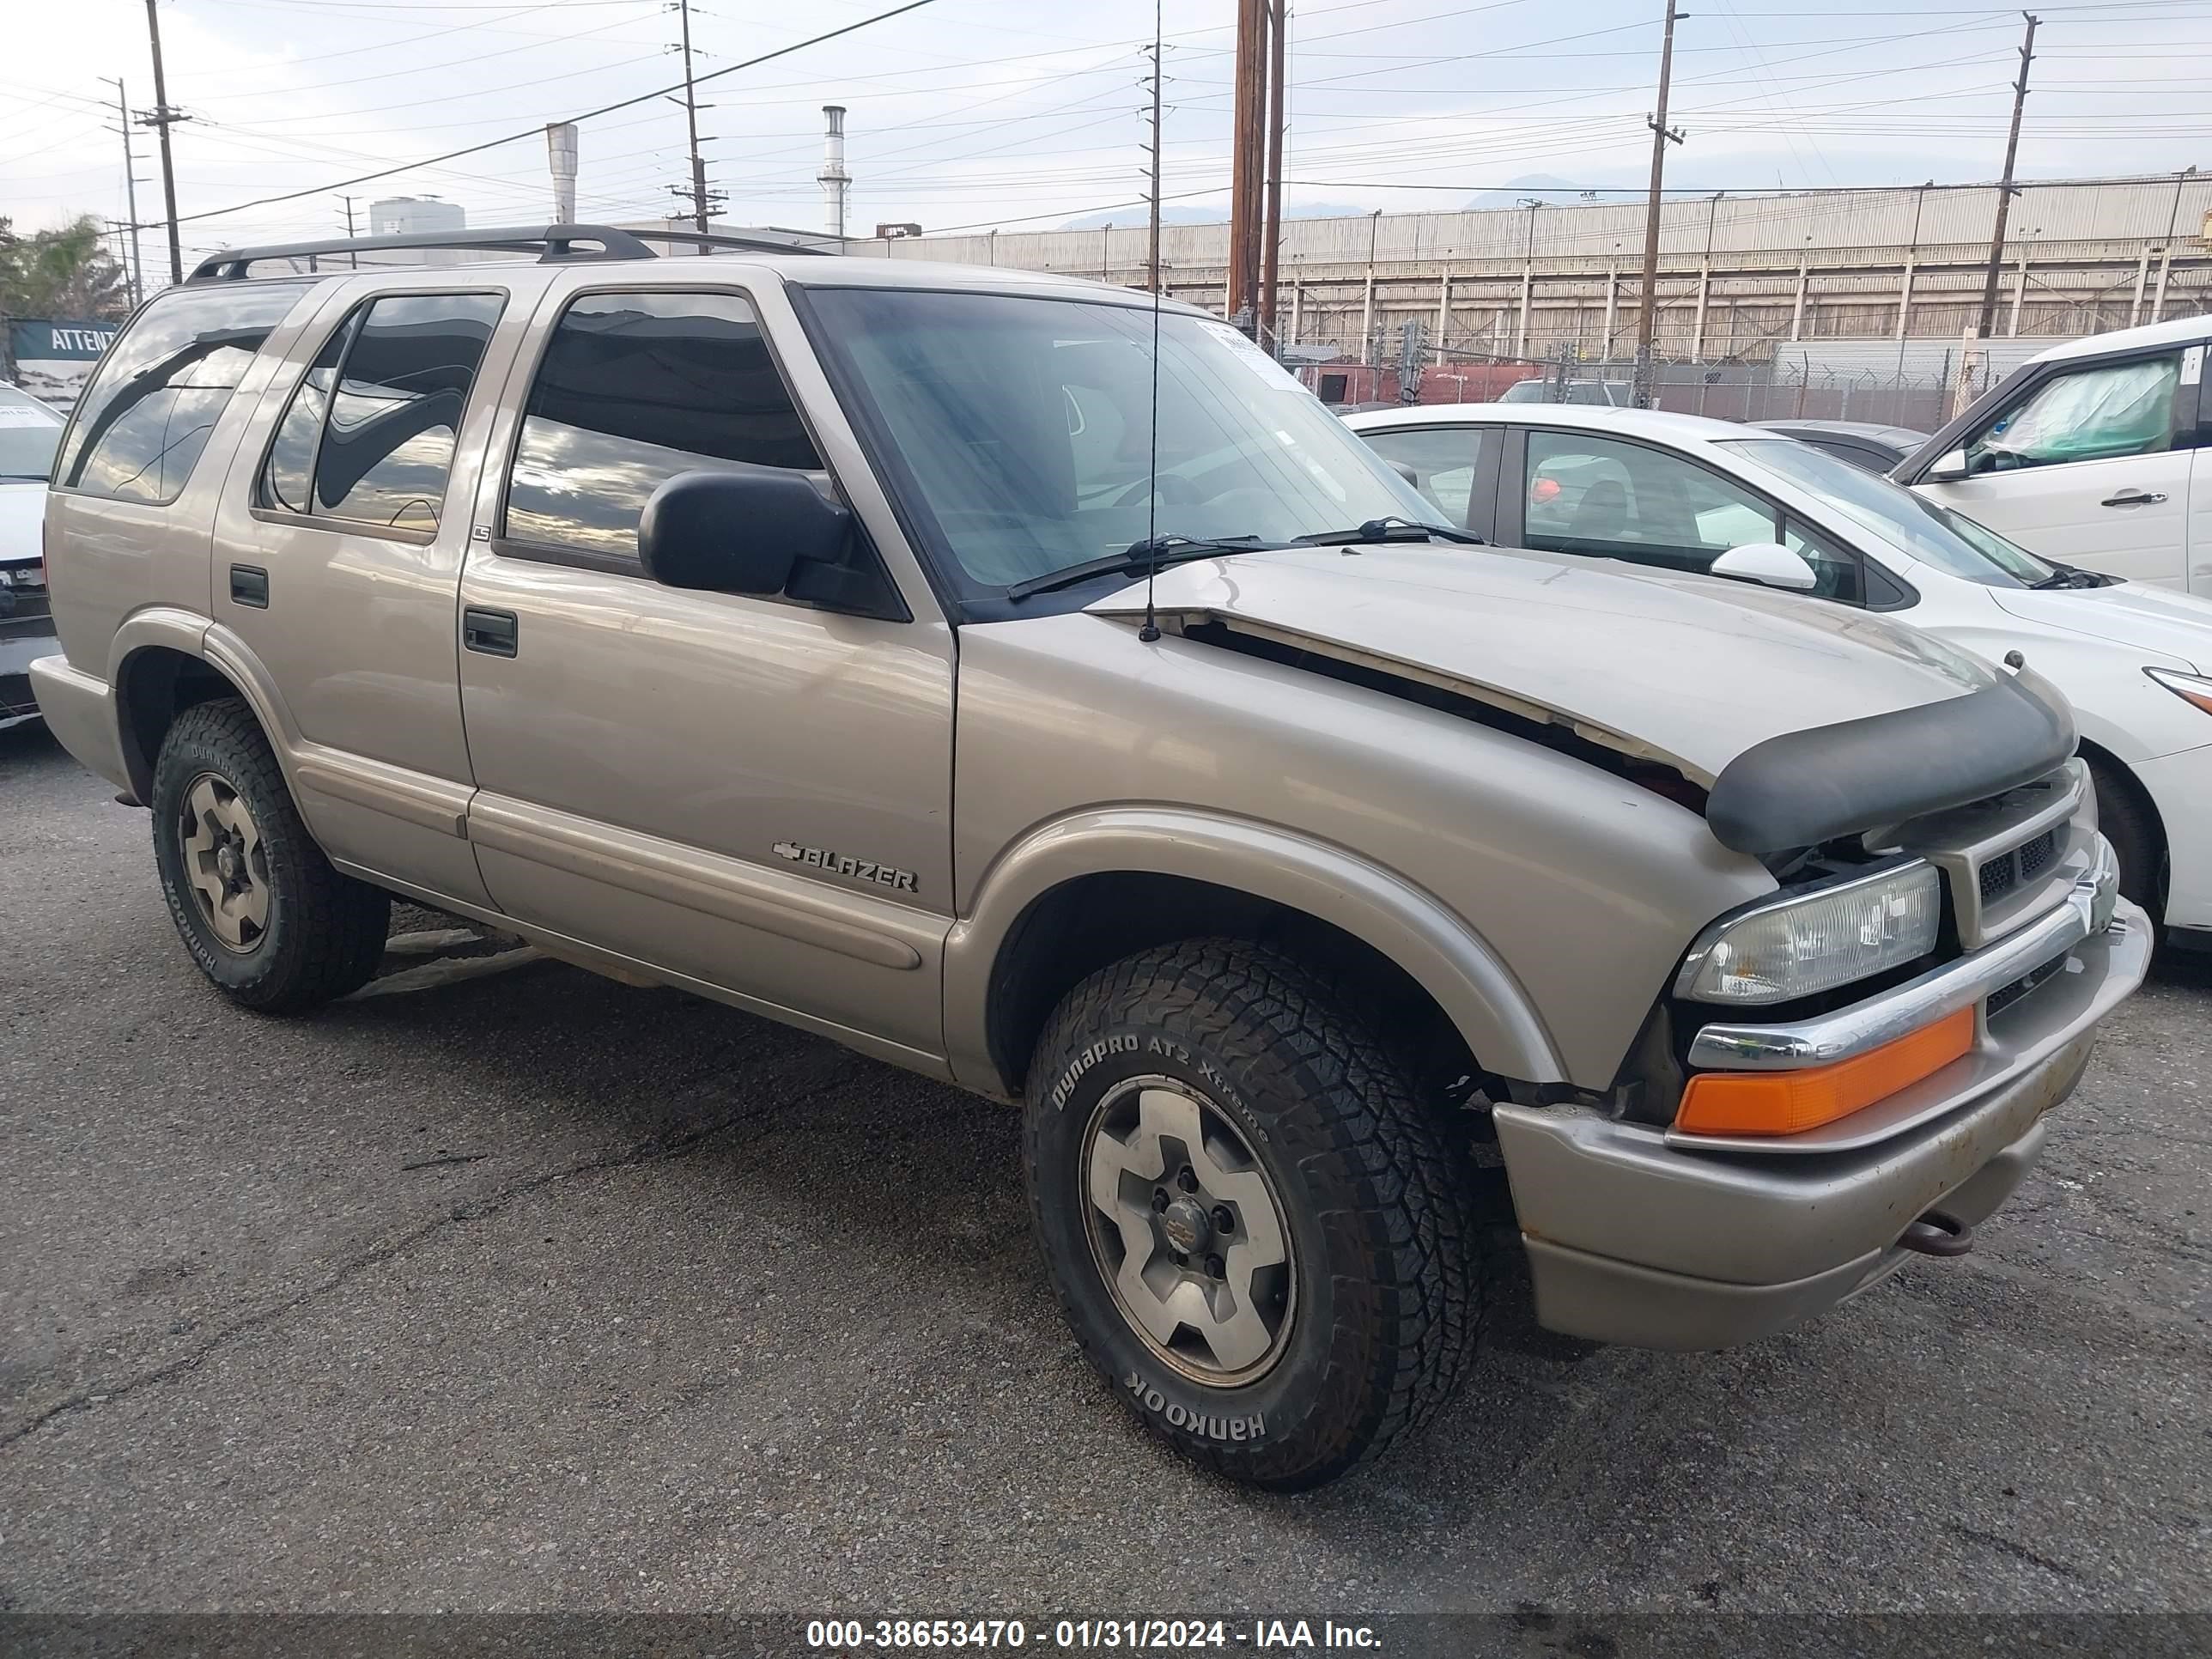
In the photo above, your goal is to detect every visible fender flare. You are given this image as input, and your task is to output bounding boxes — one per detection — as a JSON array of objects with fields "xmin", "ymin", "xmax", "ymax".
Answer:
[
  {"xmin": 941, "ymin": 805, "xmax": 1567, "ymax": 1096},
  {"xmin": 108, "ymin": 611, "xmax": 305, "ymax": 803}
]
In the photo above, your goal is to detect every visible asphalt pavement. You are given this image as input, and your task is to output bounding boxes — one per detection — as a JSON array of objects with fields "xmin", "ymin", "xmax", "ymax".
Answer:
[{"xmin": 3, "ymin": 722, "xmax": 2208, "ymax": 1620}]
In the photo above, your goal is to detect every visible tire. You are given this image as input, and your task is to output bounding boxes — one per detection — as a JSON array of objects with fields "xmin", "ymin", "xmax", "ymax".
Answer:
[
  {"xmin": 2085, "ymin": 756, "xmax": 2162, "ymax": 921},
  {"xmin": 149, "ymin": 697, "xmax": 390, "ymax": 1012},
  {"xmin": 1023, "ymin": 939, "xmax": 1487, "ymax": 1491}
]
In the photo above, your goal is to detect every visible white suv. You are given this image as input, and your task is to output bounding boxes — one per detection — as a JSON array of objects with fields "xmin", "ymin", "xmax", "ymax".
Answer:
[{"xmin": 1896, "ymin": 316, "xmax": 2208, "ymax": 592}]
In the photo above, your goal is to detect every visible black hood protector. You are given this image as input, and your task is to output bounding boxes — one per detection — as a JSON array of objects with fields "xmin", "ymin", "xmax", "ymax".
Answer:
[{"xmin": 1705, "ymin": 670, "xmax": 2076, "ymax": 856}]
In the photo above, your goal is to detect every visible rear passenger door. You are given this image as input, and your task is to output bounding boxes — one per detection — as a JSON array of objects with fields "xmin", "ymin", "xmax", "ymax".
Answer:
[
  {"xmin": 454, "ymin": 278, "xmax": 957, "ymax": 1070},
  {"xmin": 211, "ymin": 284, "xmax": 517, "ymax": 905}
]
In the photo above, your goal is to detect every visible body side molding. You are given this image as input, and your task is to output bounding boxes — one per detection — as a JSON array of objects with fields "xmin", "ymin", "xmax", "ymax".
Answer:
[{"xmin": 467, "ymin": 794, "xmax": 931, "ymax": 972}]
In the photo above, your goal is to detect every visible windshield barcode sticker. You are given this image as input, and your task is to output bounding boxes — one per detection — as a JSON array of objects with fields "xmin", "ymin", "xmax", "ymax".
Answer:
[{"xmin": 1200, "ymin": 321, "xmax": 1309, "ymax": 392}]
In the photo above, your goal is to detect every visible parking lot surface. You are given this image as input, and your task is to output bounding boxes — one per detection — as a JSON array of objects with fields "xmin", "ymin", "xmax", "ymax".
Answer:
[{"xmin": 3, "ymin": 723, "xmax": 2209, "ymax": 1618}]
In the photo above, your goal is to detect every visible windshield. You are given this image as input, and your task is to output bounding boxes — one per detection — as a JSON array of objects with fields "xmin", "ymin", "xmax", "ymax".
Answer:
[
  {"xmin": 0, "ymin": 386, "xmax": 64, "ymax": 481},
  {"xmin": 1727, "ymin": 437, "xmax": 2060, "ymax": 587},
  {"xmin": 804, "ymin": 287, "xmax": 1432, "ymax": 592}
]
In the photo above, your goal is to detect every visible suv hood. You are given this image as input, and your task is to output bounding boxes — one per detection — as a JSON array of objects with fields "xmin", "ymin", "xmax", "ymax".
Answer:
[
  {"xmin": 1088, "ymin": 543, "xmax": 2000, "ymax": 787},
  {"xmin": 1990, "ymin": 580, "xmax": 2212, "ymax": 673}
]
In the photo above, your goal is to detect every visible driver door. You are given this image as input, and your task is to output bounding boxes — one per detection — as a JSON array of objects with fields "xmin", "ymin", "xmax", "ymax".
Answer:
[
  {"xmin": 1914, "ymin": 345, "xmax": 2200, "ymax": 586},
  {"xmin": 454, "ymin": 276, "xmax": 957, "ymax": 1070},
  {"xmin": 1500, "ymin": 427, "xmax": 1876, "ymax": 602}
]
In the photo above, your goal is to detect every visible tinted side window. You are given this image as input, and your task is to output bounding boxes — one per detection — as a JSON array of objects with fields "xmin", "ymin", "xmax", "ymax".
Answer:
[
  {"xmin": 258, "ymin": 292, "xmax": 504, "ymax": 530},
  {"xmin": 55, "ymin": 281, "xmax": 313, "ymax": 505},
  {"xmin": 1522, "ymin": 431, "xmax": 1779, "ymax": 573},
  {"xmin": 1968, "ymin": 355, "xmax": 2181, "ymax": 471},
  {"xmin": 504, "ymin": 290, "xmax": 820, "ymax": 561},
  {"xmin": 260, "ymin": 317, "xmax": 352, "ymax": 514},
  {"xmin": 1360, "ymin": 427, "xmax": 1486, "ymax": 528}
]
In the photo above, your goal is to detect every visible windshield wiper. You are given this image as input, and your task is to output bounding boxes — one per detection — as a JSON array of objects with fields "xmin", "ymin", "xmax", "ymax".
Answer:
[
  {"xmin": 2029, "ymin": 563, "xmax": 2107, "ymax": 590},
  {"xmin": 1292, "ymin": 515, "xmax": 1483, "ymax": 547},
  {"xmin": 0, "ymin": 472, "xmax": 51, "ymax": 482},
  {"xmin": 1003, "ymin": 534, "xmax": 1270, "ymax": 602}
]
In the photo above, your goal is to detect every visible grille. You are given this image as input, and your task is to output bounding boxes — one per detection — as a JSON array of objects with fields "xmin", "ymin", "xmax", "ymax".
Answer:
[
  {"xmin": 1976, "ymin": 827, "xmax": 2060, "ymax": 908},
  {"xmin": 1978, "ymin": 858, "xmax": 2015, "ymax": 904},
  {"xmin": 1988, "ymin": 949, "xmax": 2069, "ymax": 1017},
  {"xmin": 0, "ymin": 582, "xmax": 52, "ymax": 641}
]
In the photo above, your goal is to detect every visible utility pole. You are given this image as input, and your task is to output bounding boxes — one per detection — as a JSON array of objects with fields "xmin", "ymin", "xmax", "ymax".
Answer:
[
  {"xmin": 1517, "ymin": 197, "xmax": 1541, "ymax": 358},
  {"xmin": 672, "ymin": 0, "xmax": 712, "ymax": 234},
  {"xmin": 1633, "ymin": 0, "xmax": 1686, "ymax": 408},
  {"xmin": 1226, "ymin": 0, "xmax": 1267, "ymax": 331},
  {"xmin": 1260, "ymin": 0, "xmax": 1286, "ymax": 352},
  {"xmin": 139, "ymin": 0, "xmax": 185, "ymax": 288},
  {"xmin": 1975, "ymin": 12, "xmax": 2038, "ymax": 339},
  {"xmin": 1143, "ymin": 27, "xmax": 1164, "ymax": 295},
  {"xmin": 100, "ymin": 76, "xmax": 145, "ymax": 308},
  {"xmin": 338, "ymin": 196, "xmax": 359, "ymax": 268}
]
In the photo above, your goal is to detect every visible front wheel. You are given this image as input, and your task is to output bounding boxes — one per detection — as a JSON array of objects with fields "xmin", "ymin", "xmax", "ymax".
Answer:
[
  {"xmin": 1023, "ymin": 939, "xmax": 1487, "ymax": 1490},
  {"xmin": 150, "ymin": 697, "xmax": 391, "ymax": 1012}
]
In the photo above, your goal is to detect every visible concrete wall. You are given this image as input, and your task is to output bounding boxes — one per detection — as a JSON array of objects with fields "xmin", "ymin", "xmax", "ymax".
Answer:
[{"xmin": 845, "ymin": 174, "xmax": 2212, "ymax": 364}]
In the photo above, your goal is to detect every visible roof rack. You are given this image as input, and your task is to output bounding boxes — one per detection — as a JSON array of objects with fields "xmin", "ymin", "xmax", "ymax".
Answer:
[{"xmin": 186, "ymin": 222, "xmax": 833, "ymax": 283}]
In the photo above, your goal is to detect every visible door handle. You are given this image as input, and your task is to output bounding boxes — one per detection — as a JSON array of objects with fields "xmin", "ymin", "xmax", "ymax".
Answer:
[
  {"xmin": 2100, "ymin": 489, "xmax": 2167, "ymax": 507},
  {"xmin": 462, "ymin": 606, "xmax": 518, "ymax": 658}
]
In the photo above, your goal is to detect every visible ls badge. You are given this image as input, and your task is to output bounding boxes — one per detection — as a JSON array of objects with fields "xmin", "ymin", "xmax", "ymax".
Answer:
[{"xmin": 772, "ymin": 840, "xmax": 919, "ymax": 894}]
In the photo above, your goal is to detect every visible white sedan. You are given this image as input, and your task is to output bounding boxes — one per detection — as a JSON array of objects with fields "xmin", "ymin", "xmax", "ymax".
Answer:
[
  {"xmin": 1346, "ymin": 400, "xmax": 2212, "ymax": 948},
  {"xmin": 0, "ymin": 380, "xmax": 64, "ymax": 732}
]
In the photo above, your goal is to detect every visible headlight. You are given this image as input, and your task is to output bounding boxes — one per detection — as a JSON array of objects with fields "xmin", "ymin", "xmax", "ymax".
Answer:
[
  {"xmin": 2146, "ymin": 666, "xmax": 2212, "ymax": 715},
  {"xmin": 1675, "ymin": 862, "xmax": 1942, "ymax": 1005}
]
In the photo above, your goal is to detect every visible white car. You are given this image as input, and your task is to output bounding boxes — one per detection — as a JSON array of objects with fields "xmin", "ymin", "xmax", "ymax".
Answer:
[
  {"xmin": 0, "ymin": 381, "xmax": 64, "ymax": 731},
  {"xmin": 1346, "ymin": 400, "xmax": 2212, "ymax": 947},
  {"xmin": 1894, "ymin": 314, "xmax": 2208, "ymax": 592}
]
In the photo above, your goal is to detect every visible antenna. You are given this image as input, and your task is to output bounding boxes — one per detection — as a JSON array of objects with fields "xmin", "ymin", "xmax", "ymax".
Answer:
[{"xmin": 1138, "ymin": 0, "xmax": 1164, "ymax": 645}]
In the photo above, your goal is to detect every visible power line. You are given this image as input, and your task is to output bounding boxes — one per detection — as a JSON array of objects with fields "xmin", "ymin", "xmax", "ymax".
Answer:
[{"xmin": 152, "ymin": 0, "xmax": 938, "ymax": 232}]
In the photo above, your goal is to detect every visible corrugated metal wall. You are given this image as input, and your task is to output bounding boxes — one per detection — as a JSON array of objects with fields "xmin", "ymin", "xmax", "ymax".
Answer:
[{"xmin": 854, "ymin": 175, "xmax": 2212, "ymax": 274}]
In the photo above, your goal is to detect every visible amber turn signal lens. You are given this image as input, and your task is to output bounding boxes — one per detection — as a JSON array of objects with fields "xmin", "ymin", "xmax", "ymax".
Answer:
[{"xmin": 1675, "ymin": 1007, "xmax": 1975, "ymax": 1137}]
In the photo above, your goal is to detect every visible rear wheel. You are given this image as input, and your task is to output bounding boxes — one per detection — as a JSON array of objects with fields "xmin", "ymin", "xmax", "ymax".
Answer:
[
  {"xmin": 1023, "ymin": 938, "xmax": 1487, "ymax": 1490},
  {"xmin": 150, "ymin": 697, "xmax": 390, "ymax": 1012}
]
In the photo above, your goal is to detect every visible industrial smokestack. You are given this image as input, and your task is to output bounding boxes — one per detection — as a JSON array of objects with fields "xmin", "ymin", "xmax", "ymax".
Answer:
[
  {"xmin": 546, "ymin": 122, "xmax": 578, "ymax": 224},
  {"xmin": 818, "ymin": 104, "xmax": 849, "ymax": 240}
]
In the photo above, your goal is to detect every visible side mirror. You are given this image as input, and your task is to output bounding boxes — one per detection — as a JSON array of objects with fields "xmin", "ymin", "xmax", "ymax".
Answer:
[
  {"xmin": 1710, "ymin": 541, "xmax": 1820, "ymax": 592},
  {"xmin": 1923, "ymin": 447, "xmax": 1971, "ymax": 483},
  {"xmin": 639, "ymin": 465, "xmax": 850, "ymax": 597}
]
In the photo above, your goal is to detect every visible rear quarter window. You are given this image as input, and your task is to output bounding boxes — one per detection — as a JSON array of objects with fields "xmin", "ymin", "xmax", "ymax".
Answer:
[{"xmin": 53, "ymin": 281, "xmax": 314, "ymax": 506}]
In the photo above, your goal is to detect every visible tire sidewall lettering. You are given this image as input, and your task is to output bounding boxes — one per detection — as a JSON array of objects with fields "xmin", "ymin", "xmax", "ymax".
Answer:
[{"xmin": 1030, "ymin": 1021, "xmax": 1333, "ymax": 1461}]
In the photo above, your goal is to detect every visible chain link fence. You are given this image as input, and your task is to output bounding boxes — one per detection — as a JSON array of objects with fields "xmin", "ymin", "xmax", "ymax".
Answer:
[
  {"xmin": 1644, "ymin": 359, "xmax": 2003, "ymax": 431},
  {"xmin": 1304, "ymin": 343, "xmax": 2008, "ymax": 434}
]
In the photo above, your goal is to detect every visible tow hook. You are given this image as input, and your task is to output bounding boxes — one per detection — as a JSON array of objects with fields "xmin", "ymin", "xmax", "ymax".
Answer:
[{"xmin": 1899, "ymin": 1210, "xmax": 1973, "ymax": 1258}]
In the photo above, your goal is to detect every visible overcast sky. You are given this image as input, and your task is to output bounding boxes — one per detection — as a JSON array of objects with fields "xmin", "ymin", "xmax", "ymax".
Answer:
[{"xmin": 4, "ymin": 0, "xmax": 2210, "ymax": 269}]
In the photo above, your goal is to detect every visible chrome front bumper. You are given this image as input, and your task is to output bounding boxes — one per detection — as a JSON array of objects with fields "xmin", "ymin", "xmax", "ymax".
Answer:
[{"xmin": 1492, "ymin": 877, "xmax": 2150, "ymax": 1352}]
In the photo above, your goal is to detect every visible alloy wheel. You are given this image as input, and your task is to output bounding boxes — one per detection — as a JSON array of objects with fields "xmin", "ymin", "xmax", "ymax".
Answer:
[
  {"xmin": 179, "ymin": 771, "xmax": 271, "ymax": 952},
  {"xmin": 1082, "ymin": 1075, "xmax": 1297, "ymax": 1384}
]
